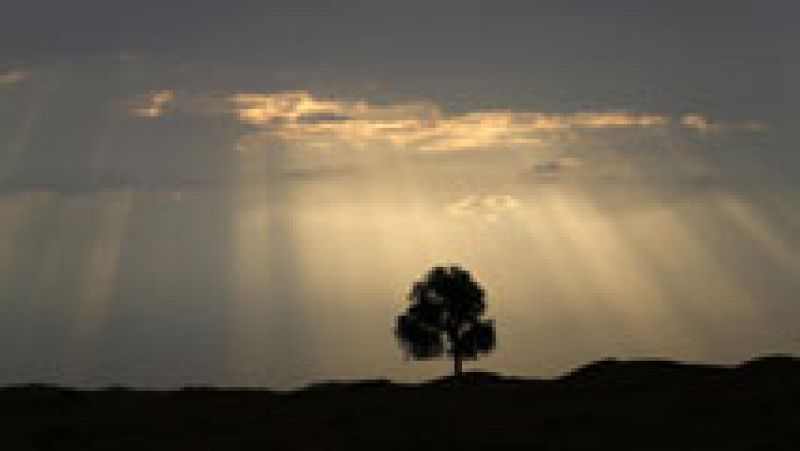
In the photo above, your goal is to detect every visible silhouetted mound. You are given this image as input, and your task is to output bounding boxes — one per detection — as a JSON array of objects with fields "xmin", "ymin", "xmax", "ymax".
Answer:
[{"xmin": 2, "ymin": 356, "xmax": 798, "ymax": 450}]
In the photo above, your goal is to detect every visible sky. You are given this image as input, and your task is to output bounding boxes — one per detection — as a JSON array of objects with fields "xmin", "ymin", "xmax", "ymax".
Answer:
[{"xmin": 0, "ymin": 1, "xmax": 798, "ymax": 388}]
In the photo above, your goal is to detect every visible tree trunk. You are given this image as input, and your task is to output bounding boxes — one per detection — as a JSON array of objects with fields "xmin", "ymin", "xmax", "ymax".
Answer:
[{"xmin": 450, "ymin": 326, "xmax": 463, "ymax": 378}]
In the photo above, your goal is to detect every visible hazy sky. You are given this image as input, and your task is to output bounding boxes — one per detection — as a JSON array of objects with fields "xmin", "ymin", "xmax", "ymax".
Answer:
[{"xmin": 0, "ymin": 1, "xmax": 797, "ymax": 388}]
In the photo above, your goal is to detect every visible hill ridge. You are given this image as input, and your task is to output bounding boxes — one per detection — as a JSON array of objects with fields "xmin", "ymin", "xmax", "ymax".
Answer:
[{"xmin": 3, "ymin": 355, "xmax": 798, "ymax": 450}]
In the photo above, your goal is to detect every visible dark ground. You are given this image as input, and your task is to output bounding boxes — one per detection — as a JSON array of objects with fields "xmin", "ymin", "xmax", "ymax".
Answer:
[{"xmin": 2, "ymin": 356, "xmax": 799, "ymax": 450}]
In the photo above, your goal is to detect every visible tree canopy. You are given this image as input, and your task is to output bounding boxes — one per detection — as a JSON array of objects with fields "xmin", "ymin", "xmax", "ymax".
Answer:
[{"xmin": 396, "ymin": 266, "xmax": 495, "ymax": 376}]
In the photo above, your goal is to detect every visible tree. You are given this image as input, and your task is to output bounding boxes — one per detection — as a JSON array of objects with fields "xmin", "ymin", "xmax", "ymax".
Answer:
[{"xmin": 395, "ymin": 266, "xmax": 495, "ymax": 377}]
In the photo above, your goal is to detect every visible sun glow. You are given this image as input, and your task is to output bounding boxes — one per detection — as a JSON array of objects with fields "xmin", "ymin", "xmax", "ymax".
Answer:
[{"xmin": 0, "ymin": 67, "xmax": 790, "ymax": 387}]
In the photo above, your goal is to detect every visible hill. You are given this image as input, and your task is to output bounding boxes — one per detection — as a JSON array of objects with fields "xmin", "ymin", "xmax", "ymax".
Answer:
[{"xmin": 2, "ymin": 355, "xmax": 798, "ymax": 450}]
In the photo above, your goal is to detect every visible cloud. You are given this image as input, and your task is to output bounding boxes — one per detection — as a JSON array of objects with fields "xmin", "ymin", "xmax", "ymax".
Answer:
[
  {"xmin": 0, "ymin": 69, "xmax": 28, "ymax": 86},
  {"xmin": 681, "ymin": 113, "xmax": 767, "ymax": 133},
  {"xmin": 529, "ymin": 156, "xmax": 583, "ymax": 177},
  {"xmin": 276, "ymin": 165, "xmax": 361, "ymax": 181},
  {"xmin": 518, "ymin": 153, "xmax": 738, "ymax": 209},
  {"xmin": 0, "ymin": 176, "xmax": 217, "ymax": 197},
  {"xmin": 125, "ymin": 90, "xmax": 768, "ymax": 152},
  {"xmin": 128, "ymin": 90, "xmax": 175, "ymax": 118},
  {"xmin": 227, "ymin": 92, "xmax": 684, "ymax": 152},
  {"xmin": 445, "ymin": 194, "xmax": 520, "ymax": 222}
]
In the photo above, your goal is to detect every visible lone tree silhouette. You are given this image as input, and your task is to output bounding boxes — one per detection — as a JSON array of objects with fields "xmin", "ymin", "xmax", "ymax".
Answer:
[{"xmin": 396, "ymin": 266, "xmax": 495, "ymax": 377}]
